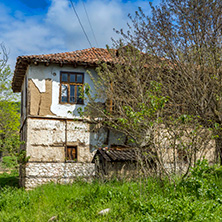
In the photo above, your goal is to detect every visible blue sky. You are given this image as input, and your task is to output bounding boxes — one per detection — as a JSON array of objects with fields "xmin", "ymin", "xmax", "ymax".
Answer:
[{"xmin": 0, "ymin": 0, "xmax": 160, "ymax": 69}]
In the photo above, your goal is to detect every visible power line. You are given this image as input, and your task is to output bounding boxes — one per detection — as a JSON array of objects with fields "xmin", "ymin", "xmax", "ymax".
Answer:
[
  {"xmin": 81, "ymin": 0, "xmax": 99, "ymax": 47},
  {"xmin": 69, "ymin": 0, "xmax": 93, "ymax": 48}
]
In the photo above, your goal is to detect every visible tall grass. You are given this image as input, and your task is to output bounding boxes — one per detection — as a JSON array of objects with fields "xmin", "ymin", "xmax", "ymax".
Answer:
[{"xmin": 0, "ymin": 160, "xmax": 222, "ymax": 222}]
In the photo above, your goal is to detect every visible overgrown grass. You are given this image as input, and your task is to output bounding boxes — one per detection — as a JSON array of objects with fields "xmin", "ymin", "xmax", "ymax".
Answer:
[
  {"xmin": 0, "ymin": 160, "xmax": 222, "ymax": 221},
  {"xmin": 0, "ymin": 170, "xmax": 19, "ymax": 188}
]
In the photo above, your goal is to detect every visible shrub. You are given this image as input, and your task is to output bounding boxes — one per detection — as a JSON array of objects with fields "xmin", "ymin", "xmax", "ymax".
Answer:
[{"xmin": 1, "ymin": 156, "xmax": 18, "ymax": 169}]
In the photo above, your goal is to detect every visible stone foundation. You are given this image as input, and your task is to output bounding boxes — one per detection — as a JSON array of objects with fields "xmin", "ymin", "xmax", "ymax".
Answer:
[{"xmin": 20, "ymin": 162, "xmax": 95, "ymax": 189}]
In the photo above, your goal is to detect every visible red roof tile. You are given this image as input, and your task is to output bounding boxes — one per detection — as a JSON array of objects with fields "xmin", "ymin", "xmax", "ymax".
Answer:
[{"xmin": 12, "ymin": 48, "xmax": 114, "ymax": 92}]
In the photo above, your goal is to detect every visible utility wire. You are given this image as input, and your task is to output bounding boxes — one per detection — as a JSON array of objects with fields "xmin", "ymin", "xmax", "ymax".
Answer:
[
  {"xmin": 69, "ymin": 0, "xmax": 93, "ymax": 48},
  {"xmin": 81, "ymin": 0, "xmax": 99, "ymax": 47}
]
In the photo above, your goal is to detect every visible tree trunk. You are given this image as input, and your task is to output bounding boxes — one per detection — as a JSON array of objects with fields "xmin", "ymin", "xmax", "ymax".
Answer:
[{"xmin": 0, "ymin": 151, "xmax": 2, "ymax": 162}]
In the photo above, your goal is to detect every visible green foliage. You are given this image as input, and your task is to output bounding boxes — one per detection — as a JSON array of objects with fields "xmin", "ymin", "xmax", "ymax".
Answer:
[
  {"xmin": 181, "ymin": 160, "xmax": 222, "ymax": 199},
  {"xmin": 0, "ymin": 163, "xmax": 222, "ymax": 221},
  {"xmin": 0, "ymin": 44, "xmax": 20, "ymax": 156},
  {"xmin": 0, "ymin": 101, "xmax": 21, "ymax": 155},
  {"xmin": 83, "ymin": 57, "xmax": 169, "ymax": 147},
  {"xmin": 0, "ymin": 171, "xmax": 19, "ymax": 188},
  {"xmin": 116, "ymin": 0, "xmax": 222, "ymax": 163},
  {"xmin": 1, "ymin": 156, "xmax": 18, "ymax": 169},
  {"xmin": 117, "ymin": 81, "xmax": 168, "ymax": 128},
  {"xmin": 17, "ymin": 150, "xmax": 30, "ymax": 165}
]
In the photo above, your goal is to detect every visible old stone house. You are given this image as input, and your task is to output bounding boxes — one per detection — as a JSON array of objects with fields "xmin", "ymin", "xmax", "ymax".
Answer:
[
  {"xmin": 12, "ymin": 47, "xmax": 217, "ymax": 188},
  {"xmin": 12, "ymin": 48, "xmax": 125, "ymax": 189}
]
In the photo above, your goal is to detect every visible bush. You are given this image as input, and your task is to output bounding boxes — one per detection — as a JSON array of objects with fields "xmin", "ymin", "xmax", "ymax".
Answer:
[
  {"xmin": 1, "ymin": 156, "xmax": 18, "ymax": 169},
  {"xmin": 181, "ymin": 159, "xmax": 222, "ymax": 199}
]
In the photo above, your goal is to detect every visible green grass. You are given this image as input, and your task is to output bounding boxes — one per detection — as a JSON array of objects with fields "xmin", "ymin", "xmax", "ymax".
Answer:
[
  {"xmin": 0, "ymin": 170, "xmax": 19, "ymax": 188},
  {"xmin": 0, "ymin": 161, "xmax": 222, "ymax": 221}
]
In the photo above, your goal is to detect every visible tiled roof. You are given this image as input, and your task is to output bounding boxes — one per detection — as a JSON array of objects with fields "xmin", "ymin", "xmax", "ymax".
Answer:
[{"xmin": 12, "ymin": 48, "xmax": 114, "ymax": 92}]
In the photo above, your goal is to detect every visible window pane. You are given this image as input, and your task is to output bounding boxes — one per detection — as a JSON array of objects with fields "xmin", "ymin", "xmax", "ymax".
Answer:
[
  {"xmin": 70, "ymin": 85, "xmax": 75, "ymax": 103},
  {"xmin": 77, "ymin": 85, "xmax": 83, "ymax": 104},
  {"xmin": 61, "ymin": 84, "xmax": 68, "ymax": 102},
  {"xmin": 61, "ymin": 73, "xmax": 68, "ymax": 82},
  {"xmin": 67, "ymin": 147, "xmax": 77, "ymax": 161},
  {"xmin": 67, "ymin": 148, "xmax": 72, "ymax": 160},
  {"xmin": 70, "ymin": 74, "xmax": 76, "ymax": 83},
  {"xmin": 77, "ymin": 74, "xmax": 83, "ymax": 83}
]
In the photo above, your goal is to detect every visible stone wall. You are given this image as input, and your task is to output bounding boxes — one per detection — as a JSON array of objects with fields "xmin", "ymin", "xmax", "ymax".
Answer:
[
  {"xmin": 21, "ymin": 162, "xmax": 95, "ymax": 189},
  {"xmin": 26, "ymin": 118, "xmax": 96, "ymax": 163},
  {"xmin": 21, "ymin": 117, "xmax": 105, "ymax": 188}
]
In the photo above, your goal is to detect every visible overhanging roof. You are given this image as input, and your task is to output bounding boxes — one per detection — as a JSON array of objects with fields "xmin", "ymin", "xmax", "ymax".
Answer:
[{"xmin": 12, "ymin": 47, "xmax": 113, "ymax": 92}]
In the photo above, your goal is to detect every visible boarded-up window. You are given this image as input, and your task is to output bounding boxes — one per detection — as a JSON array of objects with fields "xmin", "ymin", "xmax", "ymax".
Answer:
[{"xmin": 66, "ymin": 146, "xmax": 77, "ymax": 162}]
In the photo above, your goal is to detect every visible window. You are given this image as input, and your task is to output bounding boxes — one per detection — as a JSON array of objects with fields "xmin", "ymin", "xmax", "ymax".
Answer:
[
  {"xmin": 60, "ymin": 72, "xmax": 84, "ymax": 104},
  {"xmin": 66, "ymin": 146, "xmax": 77, "ymax": 162}
]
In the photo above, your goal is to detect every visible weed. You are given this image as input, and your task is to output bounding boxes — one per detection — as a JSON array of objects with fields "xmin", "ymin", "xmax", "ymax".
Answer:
[{"xmin": 0, "ymin": 161, "xmax": 222, "ymax": 221}]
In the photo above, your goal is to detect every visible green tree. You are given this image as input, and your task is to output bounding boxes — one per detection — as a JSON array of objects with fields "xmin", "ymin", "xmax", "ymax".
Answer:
[
  {"xmin": 0, "ymin": 43, "xmax": 20, "ymax": 160},
  {"xmin": 82, "ymin": 45, "xmax": 212, "ymax": 179},
  {"xmin": 122, "ymin": 0, "xmax": 222, "ymax": 163},
  {"xmin": 0, "ymin": 101, "xmax": 20, "ymax": 157},
  {"xmin": 105, "ymin": 0, "xmax": 222, "ymax": 162},
  {"xmin": 84, "ymin": 46, "xmax": 168, "ymax": 149},
  {"xmin": 82, "ymin": 0, "xmax": 221, "ymax": 177}
]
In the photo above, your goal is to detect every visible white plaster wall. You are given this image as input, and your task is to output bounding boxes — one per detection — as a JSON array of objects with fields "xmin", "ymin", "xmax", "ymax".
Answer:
[
  {"xmin": 26, "ymin": 118, "xmax": 66, "ymax": 161},
  {"xmin": 29, "ymin": 146, "xmax": 65, "ymax": 162},
  {"xmin": 27, "ymin": 64, "xmax": 98, "ymax": 118},
  {"xmin": 26, "ymin": 118, "xmax": 100, "ymax": 162},
  {"xmin": 32, "ymin": 79, "xmax": 46, "ymax": 93},
  {"xmin": 67, "ymin": 121, "xmax": 90, "ymax": 145},
  {"xmin": 25, "ymin": 64, "xmax": 124, "ymax": 160},
  {"xmin": 27, "ymin": 118, "xmax": 65, "ymax": 146}
]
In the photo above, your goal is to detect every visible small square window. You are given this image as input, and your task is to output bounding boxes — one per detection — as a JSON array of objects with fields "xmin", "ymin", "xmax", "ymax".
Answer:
[{"xmin": 66, "ymin": 146, "xmax": 77, "ymax": 162}]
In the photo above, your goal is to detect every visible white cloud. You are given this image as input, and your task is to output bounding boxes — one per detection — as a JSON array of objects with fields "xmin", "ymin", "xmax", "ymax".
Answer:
[
  {"xmin": 45, "ymin": 0, "xmax": 128, "ymax": 49},
  {"xmin": 0, "ymin": 0, "xmax": 160, "ymax": 69}
]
